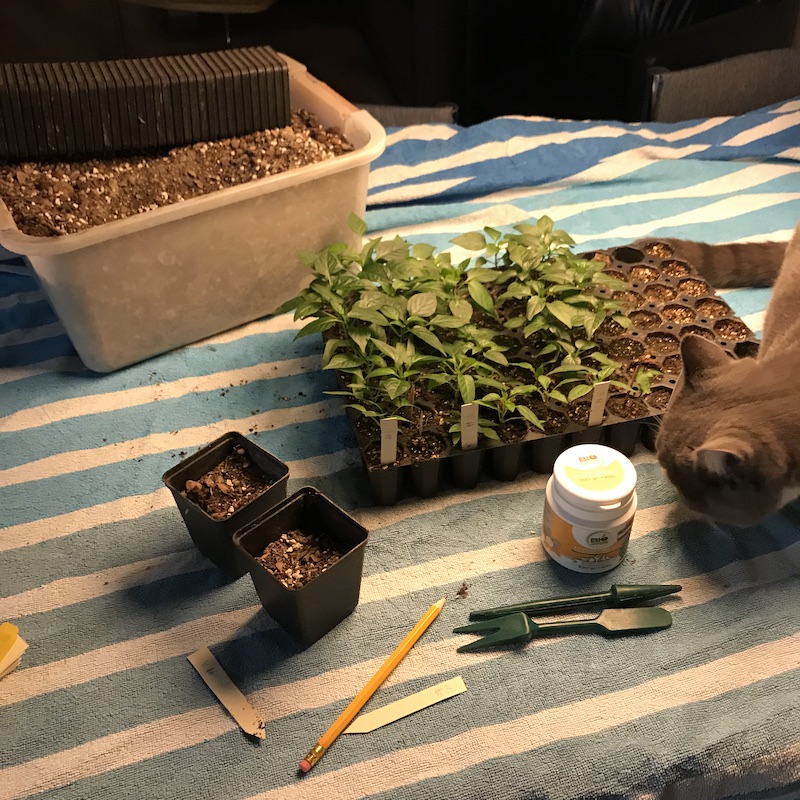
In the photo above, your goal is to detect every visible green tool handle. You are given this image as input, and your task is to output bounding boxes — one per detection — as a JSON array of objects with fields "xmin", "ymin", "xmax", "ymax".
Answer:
[
  {"xmin": 468, "ymin": 584, "xmax": 682, "ymax": 621},
  {"xmin": 470, "ymin": 594, "xmax": 610, "ymax": 619},
  {"xmin": 533, "ymin": 619, "xmax": 602, "ymax": 634}
]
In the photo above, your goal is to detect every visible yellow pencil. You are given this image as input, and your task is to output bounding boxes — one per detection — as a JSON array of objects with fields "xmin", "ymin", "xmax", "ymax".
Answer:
[{"xmin": 298, "ymin": 597, "xmax": 446, "ymax": 773}]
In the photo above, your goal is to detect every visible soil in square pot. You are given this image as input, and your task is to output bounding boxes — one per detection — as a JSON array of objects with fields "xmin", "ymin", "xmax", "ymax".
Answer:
[
  {"xmin": 233, "ymin": 487, "xmax": 368, "ymax": 648},
  {"xmin": 162, "ymin": 431, "xmax": 290, "ymax": 578}
]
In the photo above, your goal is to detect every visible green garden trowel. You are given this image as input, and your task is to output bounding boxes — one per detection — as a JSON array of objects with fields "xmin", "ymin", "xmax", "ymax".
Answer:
[{"xmin": 454, "ymin": 606, "xmax": 672, "ymax": 653}]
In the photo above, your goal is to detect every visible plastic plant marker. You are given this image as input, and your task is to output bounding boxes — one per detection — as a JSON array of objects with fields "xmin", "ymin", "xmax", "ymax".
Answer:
[
  {"xmin": 187, "ymin": 647, "xmax": 266, "ymax": 739},
  {"xmin": 468, "ymin": 583, "xmax": 682, "ymax": 621},
  {"xmin": 380, "ymin": 417, "xmax": 399, "ymax": 465},
  {"xmin": 342, "ymin": 676, "xmax": 467, "ymax": 734},
  {"xmin": 461, "ymin": 403, "xmax": 479, "ymax": 450},
  {"xmin": 454, "ymin": 606, "xmax": 673, "ymax": 653},
  {"xmin": 589, "ymin": 381, "xmax": 611, "ymax": 426}
]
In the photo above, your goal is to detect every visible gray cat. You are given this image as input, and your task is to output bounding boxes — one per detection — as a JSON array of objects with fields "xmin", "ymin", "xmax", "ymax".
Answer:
[{"xmin": 634, "ymin": 222, "xmax": 800, "ymax": 527}]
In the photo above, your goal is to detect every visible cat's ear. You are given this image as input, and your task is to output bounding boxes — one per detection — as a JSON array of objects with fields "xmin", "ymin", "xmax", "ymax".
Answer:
[
  {"xmin": 695, "ymin": 436, "xmax": 754, "ymax": 479},
  {"xmin": 680, "ymin": 334, "xmax": 731, "ymax": 386}
]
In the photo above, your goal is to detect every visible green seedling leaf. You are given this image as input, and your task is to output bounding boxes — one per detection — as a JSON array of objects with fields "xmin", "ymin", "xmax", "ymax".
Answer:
[
  {"xmin": 568, "ymin": 384, "xmax": 594, "ymax": 402},
  {"xmin": 348, "ymin": 213, "xmax": 368, "ymax": 238},
  {"xmin": 296, "ymin": 317, "xmax": 339, "ymax": 338},
  {"xmin": 348, "ymin": 327, "xmax": 372, "ymax": 353},
  {"xmin": 468, "ymin": 280, "xmax": 496, "ymax": 314},
  {"xmin": 517, "ymin": 405, "xmax": 544, "ymax": 429},
  {"xmin": 612, "ymin": 313, "xmax": 634, "ymax": 328},
  {"xmin": 449, "ymin": 298, "xmax": 473, "ymax": 321},
  {"xmin": 526, "ymin": 296, "xmax": 546, "ymax": 318},
  {"xmin": 325, "ymin": 353, "xmax": 365, "ymax": 371},
  {"xmin": 546, "ymin": 300, "xmax": 578, "ymax": 328},
  {"xmin": 349, "ymin": 306, "xmax": 389, "ymax": 326},
  {"xmin": 458, "ymin": 374, "xmax": 476, "ymax": 405},
  {"xmin": 322, "ymin": 337, "xmax": 345, "ymax": 366},
  {"xmin": 430, "ymin": 314, "xmax": 469, "ymax": 329},
  {"xmin": 451, "ymin": 232, "xmax": 487, "ymax": 251},
  {"xmin": 407, "ymin": 292, "xmax": 438, "ymax": 317},
  {"xmin": 411, "ymin": 325, "xmax": 446, "ymax": 354},
  {"xmin": 412, "ymin": 242, "xmax": 436, "ymax": 260}
]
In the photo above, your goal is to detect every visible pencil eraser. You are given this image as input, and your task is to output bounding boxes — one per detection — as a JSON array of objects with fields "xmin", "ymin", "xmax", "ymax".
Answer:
[{"xmin": 298, "ymin": 760, "xmax": 311, "ymax": 774}]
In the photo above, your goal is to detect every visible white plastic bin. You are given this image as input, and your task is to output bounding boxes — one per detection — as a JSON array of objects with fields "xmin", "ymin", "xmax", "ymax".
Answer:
[{"xmin": 0, "ymin": 56, "xmax": 386, "ymax": 372}]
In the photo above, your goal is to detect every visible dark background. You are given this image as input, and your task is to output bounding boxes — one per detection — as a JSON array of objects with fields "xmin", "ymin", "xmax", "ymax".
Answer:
[{"xmin": 0, "ymin": 0, "xmax": 797, "ymax": 124}]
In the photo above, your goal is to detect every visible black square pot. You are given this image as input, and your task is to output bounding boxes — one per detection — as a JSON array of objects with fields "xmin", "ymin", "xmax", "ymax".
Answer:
[
  {"xmin": 162, "ymin": 431, "xmax": 290, "ymax": 578},
  {"xmin": 233, "ymin": 487, "xmax": 369, "ymax": 647}
]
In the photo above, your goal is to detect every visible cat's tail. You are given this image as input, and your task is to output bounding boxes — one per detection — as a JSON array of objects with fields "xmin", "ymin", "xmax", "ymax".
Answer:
[{"xmin": 631, "ymin": 237, "xmax": 787, "ymax": 288}]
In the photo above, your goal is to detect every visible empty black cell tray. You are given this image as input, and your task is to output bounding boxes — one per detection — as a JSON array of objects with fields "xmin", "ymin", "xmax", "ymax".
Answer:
[{"xmin": 0, "ymin": 45, "xmax": 290, "ymax": 161}]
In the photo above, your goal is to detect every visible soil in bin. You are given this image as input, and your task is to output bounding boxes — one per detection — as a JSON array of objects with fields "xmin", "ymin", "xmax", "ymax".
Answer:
[
  {"xmin": 182, "ymin": 446, "xmax": 276, "ymax": 520},
  {"xmin": 257, "ymin": 528, "xmax": 346, "ymax": 589},
  {"xmin": 0, "ymin": 111, "xmax": 353, "ymax": 237}
]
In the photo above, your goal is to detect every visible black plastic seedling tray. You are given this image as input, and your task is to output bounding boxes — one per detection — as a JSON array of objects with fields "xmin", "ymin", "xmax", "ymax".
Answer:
[
  {"xmin": 0, "ymin": 45, "xmax": 290, "ymax": 160},
  {"xmin": 338, "ymin": 240, "xmax": 761, "ymax": 506}
]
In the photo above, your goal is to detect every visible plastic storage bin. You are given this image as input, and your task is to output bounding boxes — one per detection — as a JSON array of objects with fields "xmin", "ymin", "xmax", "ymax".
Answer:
[{"xmin": 0, "ymin": 55, "xmax": 386, "ymax": 372}]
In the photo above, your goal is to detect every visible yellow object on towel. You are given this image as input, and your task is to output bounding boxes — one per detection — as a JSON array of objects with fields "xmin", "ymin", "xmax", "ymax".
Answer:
[
  {"xmin": 0, "ymin": 622, "xmax": 28, "ymax": 679},
  {"xmin": 0, "ymin": 622, "xmax": 19, "ymax": 661}
]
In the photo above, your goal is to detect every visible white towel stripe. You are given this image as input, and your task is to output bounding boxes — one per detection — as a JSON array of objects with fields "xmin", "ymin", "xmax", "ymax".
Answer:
[
  {"xmin": 0, "ymin": 398, "xmax": 343, "ymax": 487},
  {"xmin": 1, "ymin": 355, "xmax": 322, "ymax": 433},
  {"xmin": 724, "ymin": 113, "xmax": 800, "ymax": 147}
]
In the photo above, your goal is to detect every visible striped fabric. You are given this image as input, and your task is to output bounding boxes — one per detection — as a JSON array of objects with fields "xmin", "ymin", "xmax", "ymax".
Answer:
[{"xmin": 2, "ymin": 99, "xmax": 800, "ymax": 800}]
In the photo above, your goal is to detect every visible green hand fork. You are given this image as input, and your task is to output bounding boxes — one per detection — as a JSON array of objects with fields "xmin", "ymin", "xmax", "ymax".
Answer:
[{"xmin": 454, "ymin": 606, "xmax": 672, "ymax": 653}]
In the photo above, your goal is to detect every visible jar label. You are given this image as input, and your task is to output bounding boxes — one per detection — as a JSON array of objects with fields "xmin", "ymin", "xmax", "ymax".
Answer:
[
  {"xmin": 564, "ymin": 458, "xmax": 624, "ymax": 493},
  {"xmin": 542, "ymin": 500, "xmax": 632, "ymax": 571}
]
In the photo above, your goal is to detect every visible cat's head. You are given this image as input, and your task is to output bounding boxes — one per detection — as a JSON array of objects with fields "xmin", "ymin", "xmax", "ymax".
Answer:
[{"xmin": 656, "ymin": 335, "xmax": 795, "ymax": 526}]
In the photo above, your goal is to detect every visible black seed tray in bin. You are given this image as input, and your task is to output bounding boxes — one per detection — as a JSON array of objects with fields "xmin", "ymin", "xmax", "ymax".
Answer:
[
  {"xmin": 0, "ymin": 46, "xmax": 290, "ymax": 160},
  {"xmin": 338, "ymin": 240, "xmax": 761, "ymax": 505}
]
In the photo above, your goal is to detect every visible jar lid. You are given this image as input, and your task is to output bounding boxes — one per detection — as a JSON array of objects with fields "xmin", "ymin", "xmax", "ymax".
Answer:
[{"xmin": 552, "ymin": 444, "xmax": 637, "ymax": 507}]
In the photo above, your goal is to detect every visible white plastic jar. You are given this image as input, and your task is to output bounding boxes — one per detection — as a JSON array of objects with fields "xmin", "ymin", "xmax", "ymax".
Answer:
[{"xmin": 541, "ymin": 443, "xmax": 638, "ymax": 573}]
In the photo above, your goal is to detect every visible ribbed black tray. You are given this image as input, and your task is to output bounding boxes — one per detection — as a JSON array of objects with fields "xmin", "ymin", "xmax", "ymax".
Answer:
[
  {"xmin": 0, "ymin": 46, "xmax": 289, "ymax": 160},
  {"xmin": 339, "ymin": 239, "xmax": 762, "ymax": 505}
]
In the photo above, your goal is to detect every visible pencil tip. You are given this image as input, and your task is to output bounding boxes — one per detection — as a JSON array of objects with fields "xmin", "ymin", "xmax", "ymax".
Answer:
[{"xmin": 434, "ymin": 598, "xmax": 446, "ymax": 609}]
